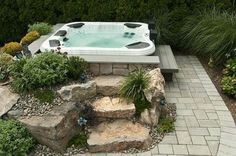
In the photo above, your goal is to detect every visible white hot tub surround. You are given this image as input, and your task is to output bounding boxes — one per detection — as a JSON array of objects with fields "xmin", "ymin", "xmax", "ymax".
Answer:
[{"xmin": 40, "ymin": 22, "xmax": 155, "ymax": 56}]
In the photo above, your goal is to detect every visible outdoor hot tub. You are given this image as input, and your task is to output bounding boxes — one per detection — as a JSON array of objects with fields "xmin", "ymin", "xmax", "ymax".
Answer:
[{"xmin": 40, "ymin": 22, "xmax": 155, "ymax": 56}]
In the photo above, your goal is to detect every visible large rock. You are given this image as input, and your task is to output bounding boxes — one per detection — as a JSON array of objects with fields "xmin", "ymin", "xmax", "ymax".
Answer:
[
  {"xmin": 94, "ymin": 76, "xmax": 124, "ymax": 96},
  {"xmin": 140, "ymin": 68, "xmax": 165, "ymax": 126},
  {"xmin": 87, "ymin": 120, "xmax": 152, "ymax": 152},
  {"xmin": 57, "ymin": 81, "xmax": 96, "ymax": 102},
  {"xmin": 0, "ymin": 86, "xmax": 19, "ymax": 117},
  {"xmin": 19, "ymin": 102, "xmax": 79, "ymax": 152},
  {"xmin": 92, "ymin": 97, "xmax": 135, "ymax": 118}
]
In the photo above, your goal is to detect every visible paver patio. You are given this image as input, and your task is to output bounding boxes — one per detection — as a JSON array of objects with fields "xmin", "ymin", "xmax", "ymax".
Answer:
[{"xmin": 77, "ymin": 55, "xmax": 236, "ymax": 156}]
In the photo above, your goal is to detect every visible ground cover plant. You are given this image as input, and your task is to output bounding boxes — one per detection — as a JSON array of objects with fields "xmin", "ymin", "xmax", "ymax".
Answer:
[
  {"xmin": 1, "ymin": 42, "xmax": 22, "ymax": 56},
  {"xmin": 120, "ymin": 69, "xmax": 151, "ymax": 116},
  {"xmin": 0, "ymin": 119, "xmax": 36, "ymax": 155},
  {"xmin": 20, "ymin": 31, "xmax": 40, "ymax": 45},
  {"xmin": 221, "ymin": 58, "xmax": 236, "ymax": 98}
]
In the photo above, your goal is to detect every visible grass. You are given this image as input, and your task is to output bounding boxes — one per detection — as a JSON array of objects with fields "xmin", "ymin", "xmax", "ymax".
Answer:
[
  {"xmin": 157, "ymin": 117, "xmax": 175, "ymax": 134},
  {"xmin": 33, "ymin": 89, "xmax": 55, "ymax": 104}
]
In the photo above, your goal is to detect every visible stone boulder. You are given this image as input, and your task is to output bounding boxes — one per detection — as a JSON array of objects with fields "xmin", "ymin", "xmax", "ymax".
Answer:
[
  {"xmin": 18, "ymin": 102, "xmax": 79, "ymax": 152},
  {"xmin": 87, "ymin": 120, "xmax": 152, "ymax": 152},
  {"xmin": 140, "ymin": 68, "xmax": 165, "ymax": 126},
  {"xmin": 92, "ymin": 97, "xmax": 135, "ymax": 118},
  {"xmin": 94, "ymin": 76, "xmax": 124, "ymax": 96},
  {"xmin": 57, "ymin": 81, "xmax": 96, "ymax": 102},
  {"xmin": 0, "ymin": 86, "xmax": 19, "ymax": 117}
]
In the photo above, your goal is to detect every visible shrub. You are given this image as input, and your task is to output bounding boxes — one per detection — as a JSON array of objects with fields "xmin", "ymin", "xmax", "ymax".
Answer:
[
  {"xmin": 0, "ymin": 53, "xmax": 13, "ymax": 81},
  {"xmin": 181, "ymin": 9, "xmax": 236, "ymax": 63},
  {"xmin": 1, "ymin": 42, "xmax": 22, "ymax": 56},
  {"xmin": 68, "ymin": 131, "xmax": 88, "ymax": 148},
  {"xmin": 10, "ymin": 52, "xmax": 68, "ymax": 93},
  {"xmin": 221, "ymin": 59, "xmax": 236, "ymax": 98},
  {"xmin": 20, "ymin": 31, "xmax": 40, "ymax": 45},
  {"xmin": 0, "ymin": 119, "xmax": 36, "ymax": 155},
  {"xmin": 33, "ymin": 89, "xmax": 55, "ymax": 104},
  {"xmin": 66, "ymin": 56, "xmax": 87, "ymax": 81},
  {"xmin": 120, "ymin": 69, "xmax": 151, "ymax": 116},
  {"xmin": 157, "ymin": 117, "xmax": 175, "ymax": 134},
  {"xmin": 28, "ymin": 22, "xmax": 52, "ymax": 35}
]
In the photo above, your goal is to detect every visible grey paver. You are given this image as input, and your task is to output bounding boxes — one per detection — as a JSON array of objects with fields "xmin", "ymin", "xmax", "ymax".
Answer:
[
  {"xmin": 158, "ymin": 144, "xmax": 173, "ymax": 154},
  {"xmin": 194, "ymin": 110, "xmax": 208, "ymax": 119},
  {"xmin": 187, "ymin": 145, "xmax": 211, "ymax": 155},
  {"xmin": 176, "ymin": 131, "xmax": 192, "ymax": 144},
  {"xmin": 191, "ymin": 136, "xmax": 207, "ymax": 145},
  {"xmin": 172, "ymin": 145, "xmax": 188, "ymax": 155}
]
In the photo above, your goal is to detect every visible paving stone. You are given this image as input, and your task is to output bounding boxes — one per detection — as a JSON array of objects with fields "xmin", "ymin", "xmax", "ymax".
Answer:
[
  {"xmin": 208, "ymin": 128, "xmax": 220, "ymax": 136},
  {"xmin": 205, "ymin": 136, "xmax": 220, "ymax": 141},
  {"xmin": 207, "ymin": 140, "xmax": 219, "ymax": 155},
  {"xmin": 172, "ymin": 145, "xmax": 188, "ymax": 155},
  {"xmin": 184, "ymin": 116, "xmax": 199, "ymax": 127},
  {"xmin": 207, "ymin": 112, "xmax": 218, "ymax": 120},
  {"xmin": 107, "ymin": 154, "xmax": 122, "ymax": 156},
  {"xmin": 194, "ymin": 110, "xmax": 208, "ymax": 119},
  {"xmin": 158, "ymin": 144, "xmax": 173, "ymax": 154},
  {"xmin": 174, "ymin": 119, "xmax": 186, "ymax": 127},
  {"xmin": 221, "ymin": 132, "xmax": 236, "ymax": 148},
  {"xmin": 188, "ymin": 128, "xmax": 209, "ymax": 136},
  {"xmin": 218, "ymin": 144, "xmax": 236, "ymax": 156},
  {"xmin": 176, "ymin": 131, "xmax": 192, "ymax": 144},
  {"xmin": 160, "ymin": 135, "xmax": 178, "ymax": 144},
  {"xmin": 187, "ymin": 145, "xmax": 211, "ymax": 155},
  {"xmin": 151, "ymin": 146, "xmax": 159, "ymax": 154},
  {"xmin": 198, "ymin": 120, "xmax": 219, "ymax": 128},
  {"xmin": 178, "ymin": 98, "xmax": 194, "ymax": 104},
  {"xmin": 191, "ymin": 136, "xmax": 207, "ymax": 145},
  {"xmin": 176, "ymin": 110, "xmax": 194, "ymax": 116},
  {"xmin": 136, "ymin": 151, "xmax": 152, "ymax": 156}
]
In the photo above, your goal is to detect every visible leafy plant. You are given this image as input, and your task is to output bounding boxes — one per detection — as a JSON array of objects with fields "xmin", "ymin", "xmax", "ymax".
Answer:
[
  {"xmin": 66, "ymin": 56, "xmax": 87, "ymax": 81},
  {"xmin": 20, "ymin": 31, "xmax": 40, "ymax": 45},
  {"xmin": 0, "ymin": 119, "xmax": 36, "ymax": 155},
  {"xmin": 120, "ymin": 69, "xmax": 151, "ymax": 116},
  {"xmin": 1, "ymin": 42, "xmax": 22, "ymax": 56},
  {"xmin": 221, "ymin": 58, "xmax": 236, "ymax": 98},
  {"xmin": 181, "ymin": 9, "xmax": 236, "ymax": 63},
  {"xmin": 68, "ymin": 131, "xmax": 88, "ymax": 148},
  {"xmin": 0, "ymin": 53, "xmax": 13, "ymax": 82},
  {"xmin": 157, "ymin": 117, "xmax": 175, "ymax": 134},
  {"xmin": 28, "ymin": 22, "xmax": 52, "ymax": 35},
  {"xmin": 33, "ymin": 89, "xmax": 55, "ymax": 104}
]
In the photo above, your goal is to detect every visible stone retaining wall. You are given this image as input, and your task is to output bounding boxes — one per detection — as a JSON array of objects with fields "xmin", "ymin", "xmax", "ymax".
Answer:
[{"xmin": 89, "ymin": 63, "xmax": 158, "ymax": 76}]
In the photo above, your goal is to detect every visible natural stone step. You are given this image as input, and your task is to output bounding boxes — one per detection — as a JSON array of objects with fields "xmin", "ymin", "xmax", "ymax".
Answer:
[
  {"xmin": 87, "ymin": 120, "xmax": 152, "ymax": 152},
  {"xmin": 92, "ymin": 97, "xmax": 135, "ymax": 118},
  {"xmin": 94, "ymin": 76, "xmax": 124, "ymax": 96}
]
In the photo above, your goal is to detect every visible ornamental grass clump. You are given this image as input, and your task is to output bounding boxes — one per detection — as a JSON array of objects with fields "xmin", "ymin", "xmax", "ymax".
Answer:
[
  {"xmin": 1, "ymin": 42, "xmax": 22, "ymax": 56},
  {"xmin": 120, "ymin": 69, "xmax": 151, "ymax": 116},
  {"xmin": 0, "ymin": 119, "xmax": 36, "ymax": 155},
  {"xmin": 28, "ymin": 22, "xmax": 52, "ymax": 35},
  {"xmin": 20, "ymin": 31, "xmax": 40, "ymax": 45},
  {"xmin": 181, "ymin": 9, "xmax": 236, "ymax": 64}
]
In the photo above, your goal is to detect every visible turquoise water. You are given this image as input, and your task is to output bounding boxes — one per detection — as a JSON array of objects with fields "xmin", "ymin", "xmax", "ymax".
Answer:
[{"xmin": 63, "ymin": 30, "xmax": 143, "ymax": 48}]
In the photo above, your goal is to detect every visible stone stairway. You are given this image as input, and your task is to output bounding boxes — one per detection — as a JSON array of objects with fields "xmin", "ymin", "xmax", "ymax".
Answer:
[{"xmin": 87, "ymin": 75, "xmax": 154, "ymax": 152}]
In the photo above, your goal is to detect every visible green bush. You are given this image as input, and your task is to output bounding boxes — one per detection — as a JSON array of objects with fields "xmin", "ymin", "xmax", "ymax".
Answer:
[
  {"xmin": 181, "ymin": 9, "xmax": 236, "ymax": 63},
  {"xmin": 157, "ymin": 117, "xmax": 175, "ymax": 134},
  {"xmin": 33, "ymin": 89, "xmax": 55, "ymax": 104},
  {"xmin": 66, "ymin": 56, "xmax": 87, "ymax": 81},
  {"xmin": 221, "ymin": 59, "xmax": 236, "ymax": 98},
  {"xmin": 10, "ymin": 52, "xmax": 68, "ymax": 93},
  {"xmin": 28, "ymin": 22, "xmax": 52, "ymax": 35},
  {"xmin": 68, "ymin": 131, "xmax": 88, "ymax": 148},
  {"xmin": 0, "ymin": 119, "xmax": 36, "ymax": 155},
  {"xmin": 120, "ymin": 69, "xmax": 151, "ymax": 116},
  {"xmin": 0, "ymin": 53, "xmax": 13, "ymax": 82}
]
